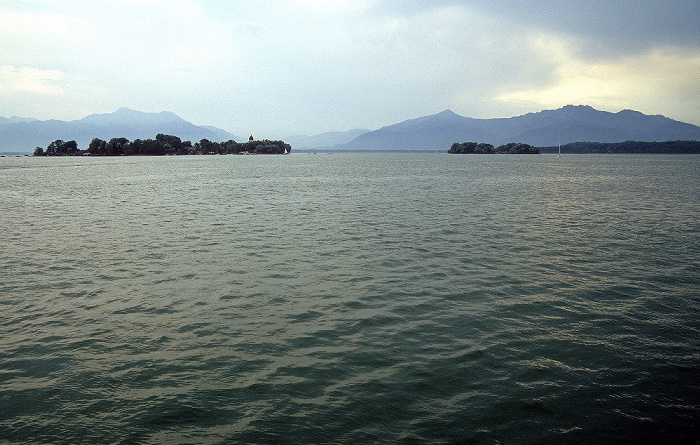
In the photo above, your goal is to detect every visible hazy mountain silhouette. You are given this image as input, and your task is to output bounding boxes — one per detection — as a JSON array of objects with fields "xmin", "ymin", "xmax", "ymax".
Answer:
[
  {"xmin": 284, "ymin": 129, "xmax": 370, "ymax": 150},
  {"xmin": 3, "ymin": 105, "xmax": 699, "ymax": 154},
  {"xmin": 0, "ymin": 116, "xmax": 38, "ymax": 125},
  {"xmin": 0, "ymin": 108, "xmax": 239, "ymax": 153},
  {"xmin": 332, "ymin": 105, "xmax": 700, "ymax": 151}
]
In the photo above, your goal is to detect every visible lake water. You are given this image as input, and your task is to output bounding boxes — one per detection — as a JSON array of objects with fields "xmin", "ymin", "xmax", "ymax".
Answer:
[{"xmin": 0, "ymin": 153, "xmax": 698, "ymax": 444}]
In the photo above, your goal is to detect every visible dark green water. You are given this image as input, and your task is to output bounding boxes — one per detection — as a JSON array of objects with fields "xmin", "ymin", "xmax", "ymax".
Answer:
[{"xmin": 1, "ymin": 153, "xmax": 698, "ymax": 444}]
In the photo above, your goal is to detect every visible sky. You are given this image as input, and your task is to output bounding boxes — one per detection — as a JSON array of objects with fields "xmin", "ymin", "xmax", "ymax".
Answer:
[{"xmin": 1, "ymin": 0, "xmax": 699, "ymax": 136}]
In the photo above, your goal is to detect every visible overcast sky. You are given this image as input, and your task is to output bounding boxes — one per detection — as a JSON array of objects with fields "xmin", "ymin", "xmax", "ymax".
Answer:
[{"xmin": 1, "ymin": 0, "xmax": 699, "ymax": 136}]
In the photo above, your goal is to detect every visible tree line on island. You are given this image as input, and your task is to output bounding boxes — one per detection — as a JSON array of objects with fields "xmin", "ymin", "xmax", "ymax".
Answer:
[
  {"xmin": 448, "ymin": 142, "xmax": 539, "ymax": 154},
  {"xmin": 449, "ymin": 140, "xmax": 700, "ymax": 154},
  {"xmin": 33, "ymin": 134, "xmax": 291, "ymax": 156},
  {"xmin": 542, "ymin": 140, "xmax": 700, "ymax": 154}
]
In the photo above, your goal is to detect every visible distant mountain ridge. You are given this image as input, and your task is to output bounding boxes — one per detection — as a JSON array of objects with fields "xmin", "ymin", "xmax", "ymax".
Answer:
[
  {"xmin": 0, "ymin": 108, "xmax": 239, "ymax": 153},
  {"xmin": 284, "ymin": 129, "xmax": 370, "ymax": 150},
  {"xmin": 0, "ymin": 116, "xmax": 38, "ymax": 125},
  {"xmin": 2, "ymin": 105, "xmax": 699, "ymax": 154},
  {"xmin": 331, "ymin": 105, "xmax": 700, "ymax": 151}
]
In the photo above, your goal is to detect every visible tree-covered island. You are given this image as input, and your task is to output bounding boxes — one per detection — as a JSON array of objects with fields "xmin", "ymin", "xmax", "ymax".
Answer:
[
  {"xmin": 449, "ymin": 140, "xmax": 700, "ymax": 154},
  {"xmin": 448, "ymin": 142, "xmax": 539, "ymax": 154},
  {"xmin": 33, "ymin": 134, "xmax": 291, "ymax": 156}
]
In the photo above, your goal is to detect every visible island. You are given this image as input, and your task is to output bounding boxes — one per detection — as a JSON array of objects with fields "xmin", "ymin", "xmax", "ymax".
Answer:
[
  {"xmin": 448, "ymin": 142, "xmax": 539, "ymax": 154},
  {"xmin": 33, "ymin": 134, "xmax": 291, "ymax": 156}
]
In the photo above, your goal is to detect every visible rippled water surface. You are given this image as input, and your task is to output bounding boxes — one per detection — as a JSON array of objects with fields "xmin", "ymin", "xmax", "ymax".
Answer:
[{"xmin": 1, "ymin": 153, "xmax": 698, "ymax": 444}]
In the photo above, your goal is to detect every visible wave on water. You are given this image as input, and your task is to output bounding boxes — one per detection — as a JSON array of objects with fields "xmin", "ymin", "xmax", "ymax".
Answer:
[{"xmin": 0, "ymin": 154, "xmax": 698, "ymax": 444}]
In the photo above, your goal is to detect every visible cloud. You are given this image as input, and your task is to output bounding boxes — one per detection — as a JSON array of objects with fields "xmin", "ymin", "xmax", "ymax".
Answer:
[
  {"xmin": 385, "ymin": 1, "xmax": 700, "ymax": 56},
  {"xmin": 528, "ymin": 0, "xmax": 700, "ymax": 56},
  {"xmin": 0, "ymin": 65, "xmax": 65, "ymax": 95},
  {"xmin": 216, "ymin": 4, "xmax": 517, "ymax": 130},
  {"xmin": 0, "ymin": 10, "xmax": 96, "ymax": 70},
  {"xmin": 290, "ymin": 0, "xmax": 372, "ymax": 13},
  {"xmin": 0, "ymin": 0, "xmax": 698, "ymax": 132},
  {"xmin": 495, "ymin": 36, "xmax": 700, "ymax": 122},
  {"xmin": 1, "ymin": 1, "xmax": 239, "ymax": 73}
]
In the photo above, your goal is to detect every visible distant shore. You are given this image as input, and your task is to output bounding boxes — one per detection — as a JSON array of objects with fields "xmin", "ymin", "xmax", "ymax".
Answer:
[
  {"xmin": 448, "ymin": 140, "xmax": 700, "ymax": 154},
  {"xmin": 6, "ymin": 139, "xmax": 700, "ymax": 156},
  {"xmin": 537, "ymin": 140, "xmax": 700, "ymax": 154}
]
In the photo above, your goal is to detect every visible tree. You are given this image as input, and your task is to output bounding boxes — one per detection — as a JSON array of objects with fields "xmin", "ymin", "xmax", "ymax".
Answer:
[
  {"xmin": 88, "ymin": 138, "xmax": 102, "ymax": 155},
  {"xmin": 109, "ymin": 137, "xmax": 130, "ymax": 156},
  {"xmin": 448, "ymin": 142, "xmax": 479, "ymax": 154},
  {"xmin": 496, "ymin": 142, "xmax": 538, "ymax": 154},
  {"xmin": 141, "ymin": 138, "xmax": 165, "ymax": 155},
  {"xmin": 196, "ymin": 138, "xmax": 219, "ymax": 155},
  {"xmin": 475, "ymin": 143, "xmax": 494, "ymax": 154},
  {"xmin": 88, "ymin": 138, "xmax": 106, "ymax": 155},
  {"xmin": 44, "ymin": 139, "xmax": 79, "ymax": 156},
  {"xmin": 45, "ymin": 140, "xmax": 64, "ymax": 156},
  {"xmin": 126, "ymin": 139, "xmax": 141, "ymax": 155},
  {"xmin": 156, "ymin": 134, "xmax": 181, "ymax": 154},
  {"xmin": 449, "ymin": 141, "xmax": 535, "ymax": 154},
  {"xmin": 221, "ymin": 139, "xmax": 241, "ymax": 154},
  {"xmin": 62, "ymin": 140, "xmax": 79, "ymax": 155},
  {"xmin": 33, "ymin": 146, "xmax": 44, "ymax": 156}
]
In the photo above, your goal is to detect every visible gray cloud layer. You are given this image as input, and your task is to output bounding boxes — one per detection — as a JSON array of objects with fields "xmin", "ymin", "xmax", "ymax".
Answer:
[{"xmin": 1, "ymin": 0, "xmax": 698, "ymax": 134}]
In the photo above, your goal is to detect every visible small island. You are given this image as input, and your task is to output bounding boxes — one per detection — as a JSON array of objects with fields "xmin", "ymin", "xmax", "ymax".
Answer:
[
  {"xmin": 448, "ymin": 142, "xmax": 539, "ymax": 154},
  {"xmin": 33, "ymin": 134, "xmax": 291, "ymax": 156}
]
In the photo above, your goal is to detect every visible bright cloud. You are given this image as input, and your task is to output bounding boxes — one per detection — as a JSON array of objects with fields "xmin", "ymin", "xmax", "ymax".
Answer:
[
  {"xmin": 0, "ymin": 1, "xmax": 698, "ymax": 133},
  {"xmin": 0, "ymin": 65, "xmax": 65, "ymax": 95},
  {"xmin": 495, "ymin": 35, "xmax": 700, "ymax": 122},
  {"xmin": 291, "ymin": 0, "xmax": 371, "ymax": 12}
]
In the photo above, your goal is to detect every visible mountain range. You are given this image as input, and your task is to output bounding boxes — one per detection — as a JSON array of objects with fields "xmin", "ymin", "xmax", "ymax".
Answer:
[
  {"xmin": 2, "ymin": 105, "xmax": 699, "ymax": 154},
  {"xmin": 283, "ymin": 129, "xmax": 370, "ymax": 151},
  {"xmin": 328, "ymin": 105, "xmax": 700, "ymax": 151},
  {"xmin": 0, "ymin": 108, "xmax": 238, "ymax": 154}
]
